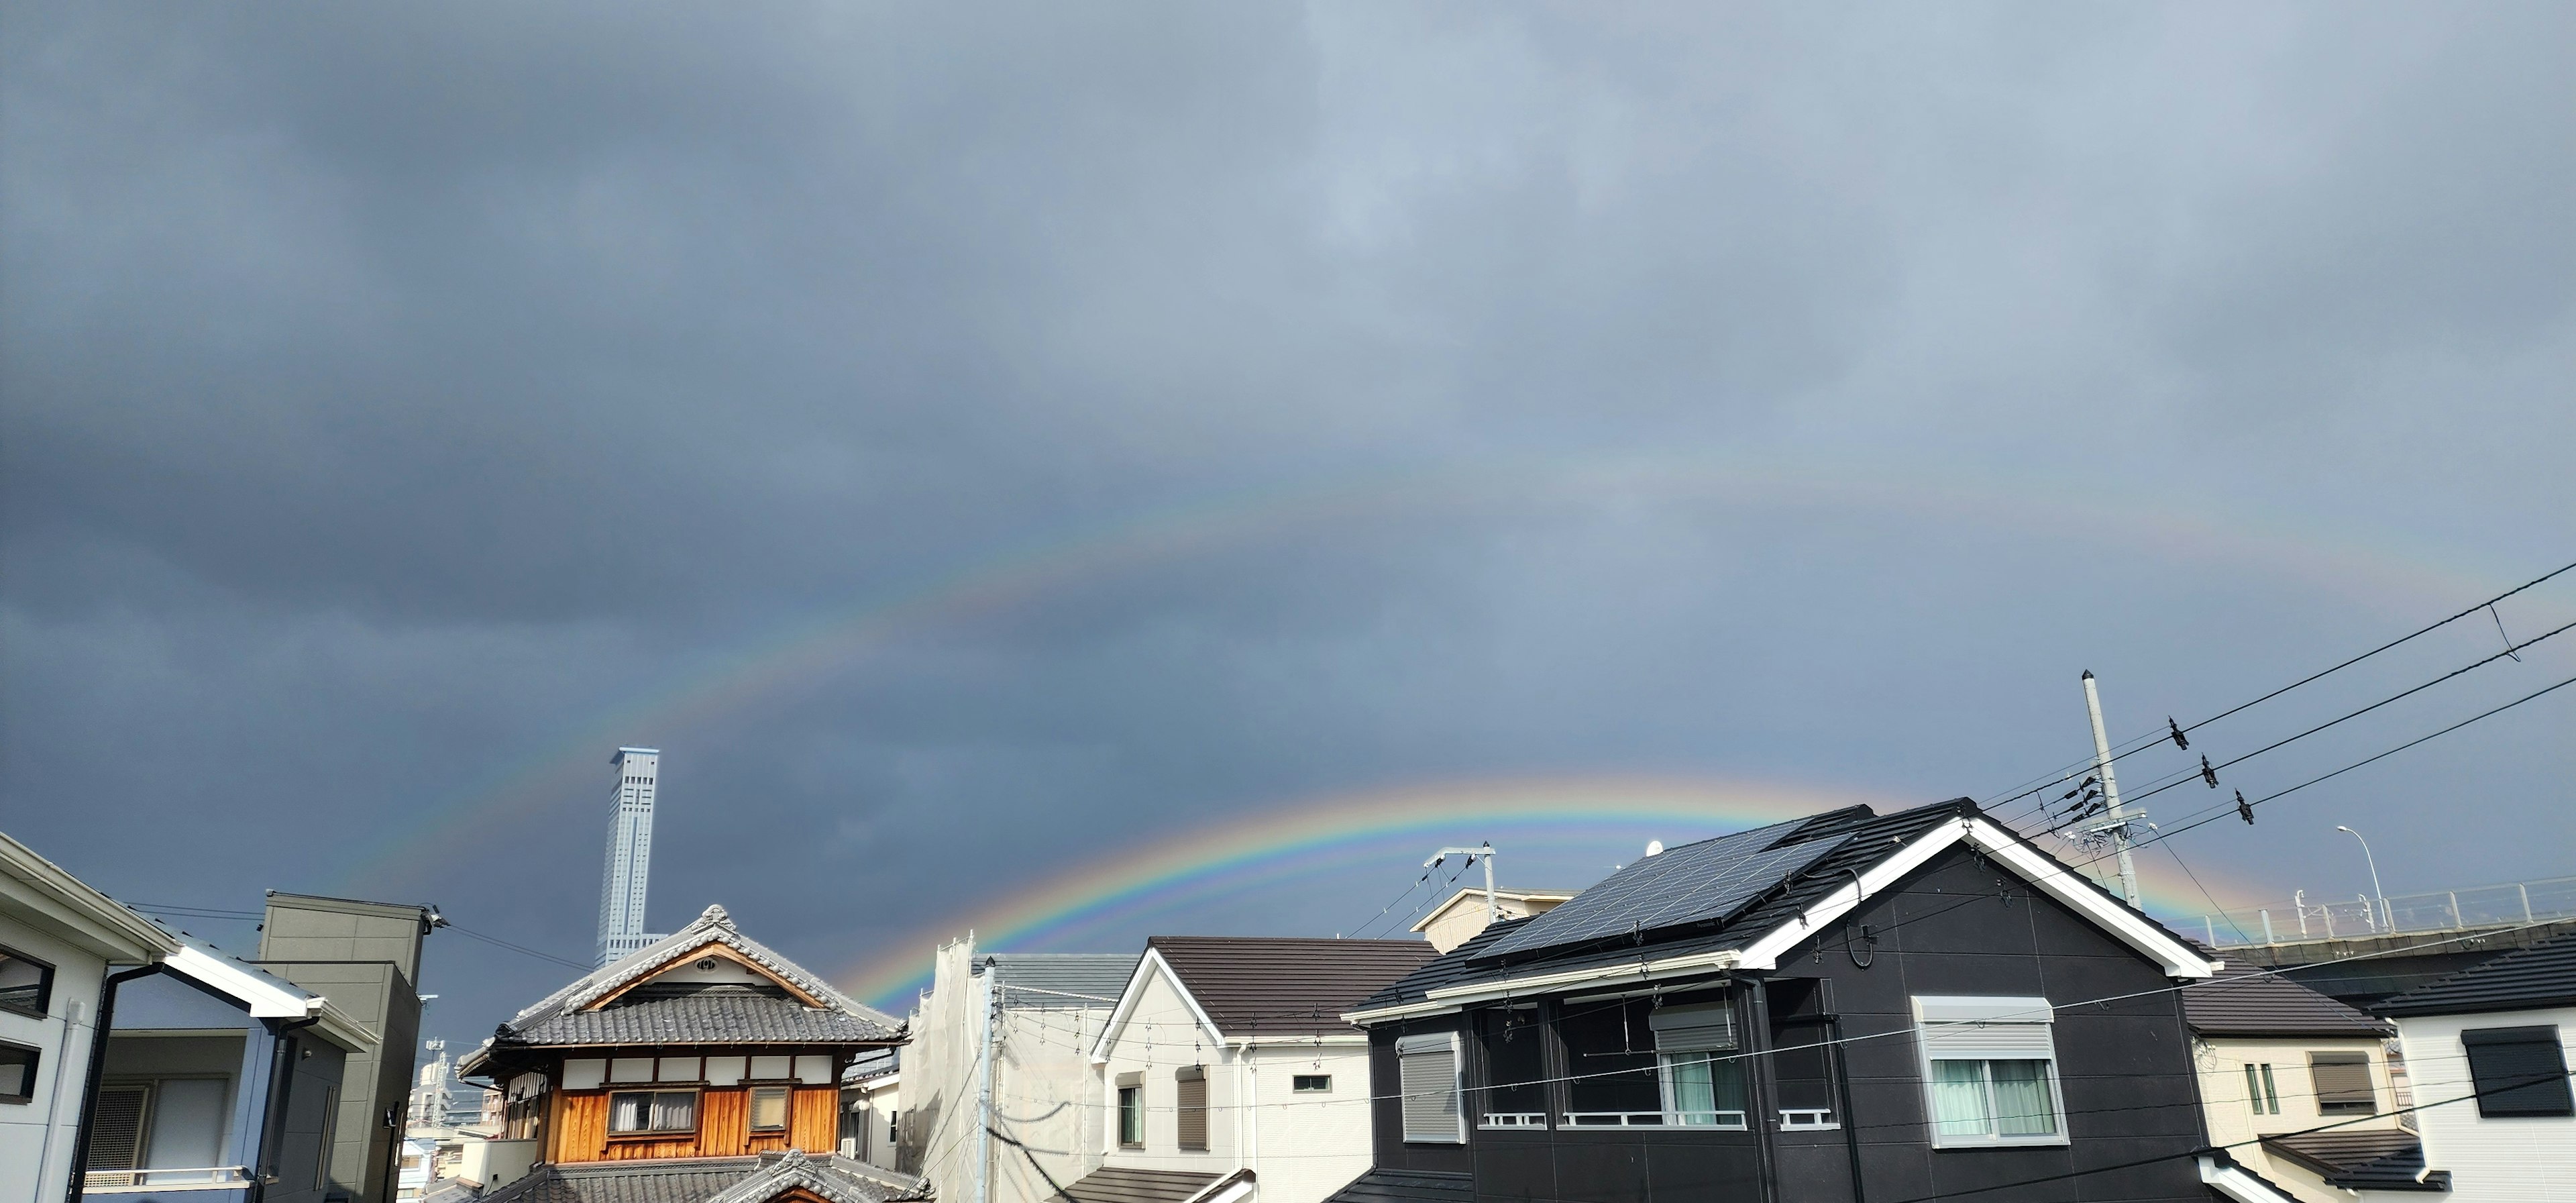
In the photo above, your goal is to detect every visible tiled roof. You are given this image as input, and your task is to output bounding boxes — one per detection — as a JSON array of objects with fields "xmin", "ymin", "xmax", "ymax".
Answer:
[
  {"xmin": 1321, "ymin": 1169, "xmax": 1474, "ymax": 1203},
  {"xmin": 980, "ymin": 953, "xmax": 1140, "ymax": 1008},
  {"xmin": 2263, "ymin": 1130, "xmax": 2447, "ymax": 1192},
  {"xmin": 2182, "ymin": 965, "xmax": 2393, "ymax": 1038},
  {"xmin": 477, "ymin": 1154, "xmax": 918, "ymax": 1203},
  {"xmin": 2375, "ymin": 931, "xmax": 2576, "ymax": 1017},
  {"xmin": 506, "ymin": 988, "xmax": 899, "ymax": 1046},
  {"xmin": 1044, "ymin": 1167, "xmax": 1227, "ymax": 1203},
  {"xmin": 1148, "ymin": 937, "xmax": 1435, "ymax": 1035}
]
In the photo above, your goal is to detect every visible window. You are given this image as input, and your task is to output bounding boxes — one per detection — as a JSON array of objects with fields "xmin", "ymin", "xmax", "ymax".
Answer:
[
  {"xmin": 0, "ymin": 947, "xmax": 54, "ymax": 1018},
  {"xmin": 1652, "ymin": 1002, "xmax": 1747, "ymax": 1129},
  {"xmin": 1116, "ymin": 1075, "xmax": 1143, "ymax": 1148},
  {"xmin": 2308, "ymin": 1052, "xmax": 2376, "ymax": 1114},
  {"xmin": 316, "ymin": 1086, "xmax": 339, "ymax": 1189},
  {"xmin": 87, "ymin": 1084, "xmax": 150, "ymax": 1171},
  {"xmin": 504, "ymin": 1094, "xmax": 545, "ymax": 1141},
  {"xmin": 2243, "ymin": 1063, "xmax": 2280, "ymax": 1115},
  {"xmin": 2461, "ymin": 1026, "xmax": 2573, "ymax": 1118},
  {"xmin": 1397, "ymin": 1033, "xmax": 1464, "ymax": 1143},
  {"xmin": 1560, "ymin": 999, "xmax": 1659, "ymax": 1124},
  {"xmin": 1477, "ymin": 1007, "xmax": 1546, "ymax": 1128},
  {"xmin": 1292, "ymin": 1075, "xmax": 1332, "ymax": 1093},
  {"xmin": 0, "ymin": 1041, "xmax": 38, "ymax": 1105},
  {"xmin": 607, "ymin": 1090, "xmax": 699, "ymax": 1135},
  {"xmin": 1175, "ymin": 1067, "xmax": 1208, "ymax": 1151},
  {"xmin": 749, "ymin": 1086, "xmax": 791, "ymax": 1133},
  {"xmin": 1913, "ymin": 996, "xmax": 2065, "ymax": 1147},
  {"xmin": 1768, "ymin": 980, "xmax": 1839, "ymax": 1130}
]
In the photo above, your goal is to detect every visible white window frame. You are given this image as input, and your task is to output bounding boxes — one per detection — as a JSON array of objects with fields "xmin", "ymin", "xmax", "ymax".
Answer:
[
  {"xmin": 1913, "ymin": 996, "xmax": 2069, "ymax": 1149},
  {"xmin": 1397, "ymin": 1032, "xmax": 1465, "ymax": 1144},
  {"xmin": 1650, "ymin": 1003, "xmax": 1748, "ymax": 1129}
]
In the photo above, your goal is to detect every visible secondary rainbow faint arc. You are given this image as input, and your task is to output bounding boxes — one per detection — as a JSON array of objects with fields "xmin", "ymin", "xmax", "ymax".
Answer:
[
  {"xmin": 828, "ymin": 776, "xmax": 2245, "ymax": 1008},
  {"xmin": 335, "ymin": 451, "xmax": 2528, "ymax": 890}
]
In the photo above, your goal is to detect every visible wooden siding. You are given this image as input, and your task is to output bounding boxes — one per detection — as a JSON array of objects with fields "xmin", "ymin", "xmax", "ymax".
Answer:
[{"xmin": 548, "ymin": 1086, "xmax": 841, "ymax": 1162}]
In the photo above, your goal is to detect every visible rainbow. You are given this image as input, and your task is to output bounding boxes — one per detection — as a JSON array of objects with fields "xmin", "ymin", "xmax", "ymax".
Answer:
[
  {"xmin": 826, "ymin": 775, "xmax": 2251, "ymax": 1008},
  {"xmin": 333, "ymin": 451, "xmax": 2542, "ymax": 894}
]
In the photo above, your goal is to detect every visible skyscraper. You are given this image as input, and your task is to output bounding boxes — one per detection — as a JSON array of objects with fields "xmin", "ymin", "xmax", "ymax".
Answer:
[{"xmin": 596, "ymin": 746, "xmax": 668, "ymax": 965}]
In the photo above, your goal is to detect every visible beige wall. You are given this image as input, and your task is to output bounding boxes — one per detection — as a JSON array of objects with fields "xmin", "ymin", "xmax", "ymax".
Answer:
[{"xmin": 2195, "ymin": 1035, "xmax": 2400, "ymax": 1203}]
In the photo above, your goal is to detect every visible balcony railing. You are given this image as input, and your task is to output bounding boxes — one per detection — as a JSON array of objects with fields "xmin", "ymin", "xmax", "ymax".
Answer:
[
  {"xmin": 1563, "ymin": 1110, "xmax": 1749, "ymax": 1129},
  {"xmin": 85, "ymin": 1167, "xmax": 254, "ymax": 1192},
  {"xmin": 2196, "ymin": 874, "xmax": 2576, "ymax": 949},
  {"xmin": 1477, "ymin": 1112, "xmax": 1548, "ymax": 1129}
]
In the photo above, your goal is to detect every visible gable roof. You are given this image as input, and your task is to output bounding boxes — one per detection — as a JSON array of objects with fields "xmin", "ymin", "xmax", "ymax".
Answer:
[
  {"xmin": 2374, "ymin": 931, "xmax": 2576, "ymax": 1017},
  {"xmin": 1350, "ymin": 799, "xmax": 2218, "ymax": 1021},
  {"xmin": 464, "ymin": 905, "xmax": 899, "ymax": 1069},
  {"xmin": 1146, "ymin": 937, "xmax": 1435, "ymax": 1035},
  {"xmin": 979, "ymin": 953, "xmax": 1140, "ymax": 1008},
  {"xmin": 2182, "ymin": 965, "xmax": 2392, "ymax": 1039},
  {"xmin": 150, "ymin": 929, "xmax": 378, "ymax": 1053},
  {"xmin": 477, "ymin": 1153, "xmax": 918, "ymax": 1203}
]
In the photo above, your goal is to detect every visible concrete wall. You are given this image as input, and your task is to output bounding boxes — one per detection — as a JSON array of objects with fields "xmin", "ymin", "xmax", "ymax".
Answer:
[
  {"xmin": 0, "ymin": 909, "xmax": 114, "ymax": 1203},
  {"xmin": 2381, "ymin": 1006, "xmax": 2576, "ymax": 1203},
  {"xmin": 259, "ymin": 895, "xmax": 428, "ymax": 1203}
]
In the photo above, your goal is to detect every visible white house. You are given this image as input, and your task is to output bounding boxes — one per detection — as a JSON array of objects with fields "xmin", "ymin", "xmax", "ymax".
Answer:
[
  {"xmin": 0, "ymin": 829, "xmax": 182, "ymax": 1203},
  {"xmin": 2354, "ymin": 933, "xmax": 2576, "ymax": 1202},
  {"xmin": 1072, "ymin": 937, "xmax": 1432, "ymax": 1203}
]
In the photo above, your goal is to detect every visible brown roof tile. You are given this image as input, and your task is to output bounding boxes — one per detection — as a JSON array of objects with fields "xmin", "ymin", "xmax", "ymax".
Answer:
[
  {"xmin": 2182, "ymin": 965, "xmax": 2393, "ymax": 1039},
  {"xmin": 1148, "ymin": 937, "xmax": 1435, "ymax": 1035}
]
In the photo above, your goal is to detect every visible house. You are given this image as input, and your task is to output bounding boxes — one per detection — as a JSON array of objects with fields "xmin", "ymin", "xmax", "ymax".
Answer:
[
  {"xmin": 898, "ymin": 943, "xmax": 1141, "ymax": 1203},
  {"xmin": 1411, "ymin": 892, "xmax": 1574, "ymax": 957},
  {"xmin": 2353, "ymin": 931, "xmax": 2576, "ymax": 1201},
  {"xmin": 84, "ymin": 930, "xmax": 379, "ymax": 1203},
  {"xmin": 2181, "ymin": 963, "xmax": 2412, "ymax": 1203},
  {"xmin": 1333, "ymin": 798, "xmax": 2233, "ymax": 1203},
  {"xmin": 0, "ymin": 830, "xmax": 182, "ymax": 1203},
  {"xmin": 1061, "ymin": 937, "xmax": 1435, "ymax": 1203},
  {"xmin": 252, "ymin": 890, "xmax": 443, "ymax": 1203},
  {"xmin": 455, "ymin": 904, "xmax": 918, "ymax": 1203},
  {"xmin": 838, "ymin": 1050, "xmax": 900, "ymax": 1169}
]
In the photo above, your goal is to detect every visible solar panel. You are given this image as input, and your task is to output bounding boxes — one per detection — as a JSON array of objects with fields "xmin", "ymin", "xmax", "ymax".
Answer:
[{"xmin": 1479, "ymin": 826, "xmax": 1849, "ymax": 960}]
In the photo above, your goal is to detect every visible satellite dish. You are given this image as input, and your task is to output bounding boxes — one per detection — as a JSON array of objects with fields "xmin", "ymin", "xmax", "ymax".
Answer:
[{"xmin": 1644, "ymin": 840, "xmax": 1664, "ymax": 857}]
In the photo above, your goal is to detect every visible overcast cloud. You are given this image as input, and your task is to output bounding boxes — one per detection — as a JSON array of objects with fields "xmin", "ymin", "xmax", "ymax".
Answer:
[{"xmin": 5, "ymin": 2, "xmax": 2570, "ymax": 1050}]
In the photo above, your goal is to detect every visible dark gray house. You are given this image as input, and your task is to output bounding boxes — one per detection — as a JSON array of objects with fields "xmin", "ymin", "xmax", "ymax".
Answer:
[{"xmin": 1332, "ymin": 798, "xmax": 2228, "ymax": 1203}]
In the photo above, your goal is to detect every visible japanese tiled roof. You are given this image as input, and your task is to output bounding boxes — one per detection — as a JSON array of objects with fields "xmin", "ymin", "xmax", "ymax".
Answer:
[
  {"xmin": 2264, "ymin": 1130, "xmax": 2447, "ymax": 1192},
  {"xmin": 476, "ymin": 905, "xmax": 900, "ymax": 1055},
  {"xmin": 1043, "ymin": 1167, "xmax": 1230, "ymax": 1203},
  {"xmin": 2181, "ymin": 964, "xmax": 2393, "ymax": 1038},
  {"xmin": 1146, "ymin": 937, "xmax": 1435, "ymax": 1035},
  {"xmin": 2374, "ymin": 931, "xmax": 2576, "ymax": 1017},
  {"xmin": 1321, "ymin": 1169, "xmax": 1474, "ymax": 1203},
  {"xmin": 979, "ymin": 953, "xmax": 1141, "ymax": 1008},
  {"xmin": 476, "ymin": 1152, "xmax": 919, "ymax": 1203}
]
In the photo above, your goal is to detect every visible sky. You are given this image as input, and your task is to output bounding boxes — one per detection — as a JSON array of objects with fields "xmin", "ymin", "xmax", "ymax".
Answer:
[{"xmin": 3, "ymin": 2, "xmax": 2569, "ymax": 1059}]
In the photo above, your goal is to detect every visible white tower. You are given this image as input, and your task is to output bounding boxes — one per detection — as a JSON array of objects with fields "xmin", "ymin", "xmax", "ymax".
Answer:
[{"xmin": 596, "ymin": 747, "xmax": 668, "ymax": 966}]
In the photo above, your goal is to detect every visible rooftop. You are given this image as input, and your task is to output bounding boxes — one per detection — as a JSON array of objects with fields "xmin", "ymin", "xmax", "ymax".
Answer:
[
  {"xmin": 2375, "ymin": 929, "xmax": 2576, "ymax": 1017},
  {"xmin": 978, "ymin": 952, "xmax": 1140, "ymax": 1008},
  {"xmin": 1146, "ymin": 936, "xmax": 1436, "ymax": 1035},
  {"xmin": 2180, "ymin": 964, "xmax": 2392, "ymax": 1039}
]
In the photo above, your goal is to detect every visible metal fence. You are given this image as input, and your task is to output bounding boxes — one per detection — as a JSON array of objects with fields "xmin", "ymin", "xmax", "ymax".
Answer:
[{"xmin": 2196, "ymin": 874, "xmax": 2576, "ymax": 948}]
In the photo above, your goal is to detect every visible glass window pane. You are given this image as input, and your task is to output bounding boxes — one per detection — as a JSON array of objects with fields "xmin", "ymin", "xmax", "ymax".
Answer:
[
  {"xmin": 2244, "ymin": 1065, "xmax": 2263, "ymax": 1114},
  {"xmin": 1562, "ymin": 999, "xmax": 1658, "ymax": 1114},
  {"xmin": 751, "ymin": 1087, "xmax": 790, "ymax": 1131},
  {"xmin": 1929, "ymin": 1061, "xmax": 1992, "ymax": 1138},
  {"xmin": 1663, "ymin": 1053, "xmax": 1715, "ymax": 1120},
  {"xmin": 653, "ymin": 1092, "xmax": 696, "ymax": 1131},
  {"xmin": 1481, "ymin": 1010, "xmax": 1548, "ymax": 1116},
  {"xmin": 2260, "ymin": 1064, "xmax": 2279, "ymax": 1113},
  {"xmin": 609, "ymin": 1092, "xmax": 647, "ymax": 1133},
  {"xmin": 1990, "ymin": 1061, "xmax": 2056, "ymax": 1136}
]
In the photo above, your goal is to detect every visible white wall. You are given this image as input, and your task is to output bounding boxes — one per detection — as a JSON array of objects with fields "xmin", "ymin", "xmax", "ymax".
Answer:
[
  {"xmin": 2374, "ymin": 1008, "xmax": 2576, "ymax": 1203},
  {"xmin": 1238, "ymin": 1043, "xmax": 1374, "ymax": 1203},
  {"xmin": 2194, "ymin": 1035, "xmax": 2402, "ymax": 1203},
  {"xmin": 0, "ymin": 911, "xmax": 115, "ymax": 1203},
  {"xmin": 989, "ymin": 1008, "xmax": 1112, "ymax": 1203},
  {"xmin": 1097, "ymin": 966, "xmax": 1234, "ymax": 1170}
]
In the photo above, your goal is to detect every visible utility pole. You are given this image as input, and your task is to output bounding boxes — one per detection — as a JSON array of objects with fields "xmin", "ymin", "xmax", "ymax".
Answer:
[
  {"xmin": 1426, "ymin": 843, "xmax": 1498, "ymax": 925},
  {"xmin": 2081, "ymin": 671, "xmax": 2143, "ymax": 909}
]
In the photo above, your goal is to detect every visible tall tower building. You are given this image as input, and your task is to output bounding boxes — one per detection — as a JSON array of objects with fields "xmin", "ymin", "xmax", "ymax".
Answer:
[{"xmin": 596, "ymin": 746, "xmax": 668, "ymax": 966}]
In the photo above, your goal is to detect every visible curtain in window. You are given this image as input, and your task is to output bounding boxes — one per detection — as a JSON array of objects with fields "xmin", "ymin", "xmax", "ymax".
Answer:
[
  {"xmin": 651, "ymin": 1092, "xmax": 696, "ymax": 1131},
  {"xmin": 1929, "ymin": 1061, "xmax": 1990, "ymax": 1138},
  {"xmin": 1989, "ymin": 1061, "xmax": 2056, "ymax": 1135},
  {"xmin": 609, "ymin": 1092, "xmax": 649, "ymax": 1133},
  {"xmin": 1658, "ymin": 1051, "xmax": 1746, "ymax": 1124}
]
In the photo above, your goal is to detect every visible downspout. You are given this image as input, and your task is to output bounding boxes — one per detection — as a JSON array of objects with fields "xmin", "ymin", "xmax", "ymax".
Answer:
[
  {"xmin": 1744, "ymin": 980, "xmax": 1780, "ymax": 1203},
  {"xmin": 1825, "ymin": 1014, "xmax": 1866, "ymax": 1203},
  {"xmin": 1232, "ymin": 1041, "xmax": 1254, "ymax": 1181},
  {"xmin": 251, "ymin": 1016, "xmax": 324, "ymax": 1203},
  {"xmin": 66, "ymin": 963, "xmax": 166, "ymax": 1203}
]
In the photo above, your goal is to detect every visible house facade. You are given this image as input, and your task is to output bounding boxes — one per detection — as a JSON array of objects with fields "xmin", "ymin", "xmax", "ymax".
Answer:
[
  {"xmin": 1062, "ymin": 937, "xmax": 1434, "ymax": 1203},
  {"xmin": 251, "ymin": 891, "xmax": 439, "ymax": 1203},
  {"xmin": 0, "ymin": 830, "xmax": 182, "ymax": 1203},
  {"xmin": 1411, "ymin": 892, "xmax": 1574, "ymax": 958},
  {"xmin": 2181, "ymin": 964, "xmax": 2412, "ymax": 1203},
  {"xmin": 457, "ymin": 904, "xmax": 918, "ymax": 1203},
  {"xmin": 1336, "ymin": 799, "xmax": 2229, "ymax": 1203},
  {"xmin": 2355, "ymin": 932, "xmax": 2576, "ymax": 1202}
]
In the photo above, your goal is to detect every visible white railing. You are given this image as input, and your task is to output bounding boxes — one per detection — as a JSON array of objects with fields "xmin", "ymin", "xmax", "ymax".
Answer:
[
  {"xmin": 1778, "ymin": 1108, "xmax": 1837, "ymax": 1130},
  {"xmin": 1478, "ymin": 1112, "xmax": 1548, "ymax": 1129},
  {"xmin": 85, "ymin": 1167, "xmax": 253, "ymax": 1192},
  {"xmin": 1562, "ymin": 1110, "xmax": 1749, "ymax": 1129},
  {"xmin": 2198, "ymin": 874, "xmax": 2576, "ymax": 949}
]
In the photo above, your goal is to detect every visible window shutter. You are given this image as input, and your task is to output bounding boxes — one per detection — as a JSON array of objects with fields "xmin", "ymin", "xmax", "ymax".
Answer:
[
  {"xmin": 2462, "ymin": 1026, "xmax": 2575, "ymax": 1118},
  {"xmin": 1649, "ymin": 1003, "xmax": 1737, "ymax": 1052},
  {"xmin": 1914, "ymin": 996, "xmax": 2056, "ymax": 1060},
  {"xmin": 1397, "ymin": 1033, "xmax": 1462, "ymax": 1144},
  {"xmin": 88, "ymin": 1084, "xmax": 150, "ymax": 1173},
  {"xmin": 1175, "ymin": 1067, "xmax": 1208, "ymax": 1151},
  {"xmin": 2307, "ymin": 1053, "xmax": 2375, "ymax": 1113}
]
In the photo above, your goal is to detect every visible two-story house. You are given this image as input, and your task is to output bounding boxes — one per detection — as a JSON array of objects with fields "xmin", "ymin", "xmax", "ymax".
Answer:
[
  {"xmin": 1053, "ymin": 937, "xmax": 1434, "ymax": 1203},
  {"xmin": 2353, "ymin": 931, "xmax": 2576, "ymax": 1201},
  {"xmin": 2181, "ymin": 963, "xmax": 2412, "ymax": 1203},
  {"xmin": 457, "ymin": 904, "xmax": 920, "ymax": 1203},
  {"xmin": 1331, "ymin": 798, "xmax": 2231, "ymax": 1203}
]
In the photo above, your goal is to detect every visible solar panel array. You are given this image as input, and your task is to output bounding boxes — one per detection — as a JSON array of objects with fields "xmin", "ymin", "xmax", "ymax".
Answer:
[{"xmin": 1479, "ymin": 825, "xmax": 1851, "ymax": 961}]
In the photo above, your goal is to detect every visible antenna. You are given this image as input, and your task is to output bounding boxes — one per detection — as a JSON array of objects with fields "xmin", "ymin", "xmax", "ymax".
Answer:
[{"xmin": 1425, "ymin": 843, "xmax": 1498, "ymax": 925}]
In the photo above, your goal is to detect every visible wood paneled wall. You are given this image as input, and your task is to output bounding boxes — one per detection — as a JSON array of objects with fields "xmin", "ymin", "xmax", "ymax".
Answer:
[{"xmin": 547, "ymin": 1086, "xmax": 839, "ymax": 1163}]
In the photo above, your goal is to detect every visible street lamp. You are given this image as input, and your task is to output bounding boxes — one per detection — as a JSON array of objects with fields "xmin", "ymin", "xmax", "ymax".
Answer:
[{"xmin": 2334, "ymin": 826, "xmax": 2387, "ymax": 932}]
